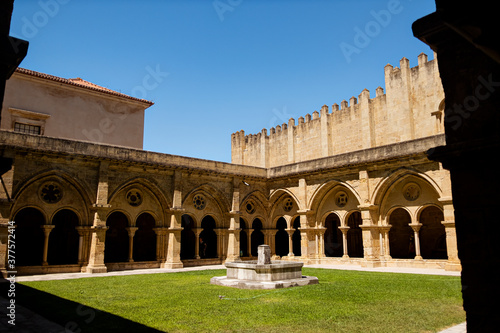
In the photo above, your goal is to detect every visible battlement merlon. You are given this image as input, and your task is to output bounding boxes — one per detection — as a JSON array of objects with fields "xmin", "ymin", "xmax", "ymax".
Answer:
[{"xmin": 231, "ymin": 53, "xmax": 444, "ymax": 168}]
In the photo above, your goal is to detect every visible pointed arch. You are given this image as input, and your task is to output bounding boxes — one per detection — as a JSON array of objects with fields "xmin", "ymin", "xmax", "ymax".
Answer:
[
  {"xmin": 372, "ymin": 167, "xmax": 443, "ymax": 208},
  {"xmin": 309, "ymin": 179, "xmax": 362, "ymax": 214}
]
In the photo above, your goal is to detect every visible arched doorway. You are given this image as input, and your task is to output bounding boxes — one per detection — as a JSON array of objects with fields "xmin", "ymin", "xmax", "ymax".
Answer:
[
  {"xmin": 134, "ymin": 213, "xmax": 157, "ymax": 261},
  {"xmin": 275, "ymin": 217, "xmax": 288, "ymax": 257},
  {"xmin": 251, "ymin": 218, "xmax": 264, "ymax": 256},
  {"xmin": 48, "ymin": 209, "xmax": 79, "ymax": 265},
  {"xmin": 389, "ymin": 208, "xmax": 414, "ymax": 259},
  {"xmin": 105, "ymin": 212, "xmax": 129, "ymax": 263},
  {"xmin": 419, "ymin": 206, "xmax": 447, "ymax": 259},
  {"xmin": 347, "ymin": 211, "xmax": 363, "ymax": 258},
  {"xmin": 324, "ymin": 213, "xmax": 342, "ymax": 257},
  {"xmin": 181, "ymin": 214, "xmax": 196, "ymax": 260},
  {"xmin": 239, "ymin": 218, "xmax": 248, "ymax": 257},
  {"xmin": 14, "ymin": 207, "xmax": 45, "ymax": 266},
  {"xmin": 292, "ymin": 217, "xmax": 301, "ymax": 256},
  {"xmin": 200, "ymin": 216, "xmax": 217, "ymax": 258}
]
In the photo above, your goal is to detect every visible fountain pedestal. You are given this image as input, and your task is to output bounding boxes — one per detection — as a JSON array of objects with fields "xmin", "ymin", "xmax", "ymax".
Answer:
[{"xmin": 210, "ymin": 245, "xmax": 318, "ymax": 289}]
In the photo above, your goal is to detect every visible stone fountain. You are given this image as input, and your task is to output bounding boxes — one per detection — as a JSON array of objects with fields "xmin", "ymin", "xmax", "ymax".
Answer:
[{"xmin": 210, "ymin": 245, "xmax": 318, "ymax": 289}]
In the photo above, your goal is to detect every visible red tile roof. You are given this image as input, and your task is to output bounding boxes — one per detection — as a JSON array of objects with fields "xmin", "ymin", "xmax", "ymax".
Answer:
[{"xmin": 14, "ymin": 67, "xmax": 154, "ymax": 106}]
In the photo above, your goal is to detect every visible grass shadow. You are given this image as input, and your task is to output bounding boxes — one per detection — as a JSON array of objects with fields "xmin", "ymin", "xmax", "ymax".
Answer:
[{"xmin": 0, "ymin": 278, "xmax": 162, "ymax": 333}]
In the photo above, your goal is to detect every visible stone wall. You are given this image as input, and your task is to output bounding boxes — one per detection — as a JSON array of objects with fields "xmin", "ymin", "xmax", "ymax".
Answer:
[{"xmin": 232, "ymin": 53, "xmax": 445, "ymax": 168}]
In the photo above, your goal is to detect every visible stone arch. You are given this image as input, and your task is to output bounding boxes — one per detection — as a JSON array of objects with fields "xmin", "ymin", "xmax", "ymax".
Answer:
[
  {"xmin": 374, "ymin": 168, "xmax": 443, "ymax": 220},
  {"xmin": 346, "ymin": 211, "xmax": 363, "ymax": 258},
  {"xmin": 133, "ymin": 212, "xmax": 157, "ymax": 261},
  {"xmin": 251, "ymin": 218, "xmax": 265, "ymax": 256},
  {"xmin": 240, "ymin": 190, "xmax": 268, "ymax": 227},
  {"xmin": 275, "ymin": 217, "xmax": 288, "ymax": 257},
  {"xmin": 313, "ymin": 182, "xmax": 361, "ymax": 228},
  {"xmin": 13, "ymin": 207, "xmax": 45, "ymax": 266},
  {"xmin": 269, "ymin": 190, "xmax": 299, "ymax": 228},
  {"xmin": 199, "ymin": 215, "xmax": 218, "ymax": 258},
  {"xmin": 181, "ymin": 214, "xmax": 197, "ymax": 260},
  {"xmin": 47, "ymin": 208, "xmax": 80, "ymax": 265},
  {"xmin": 183, "ymin": 184, "xmax": 229, "ymax": 228},
  {"xmin": 239, "ymin": 217, "xmax": 249, "ymax": 257},
  {"xmin": 11, "ymin": 171, "xmax": 90, "ymax": 225},
  {"xmin": 104, "ymin": 211, "xmax": 130, "ymax": 263},
  {"xmin": 292, "ymin": 216, "xmax": 301, "ymax": 256},
  {"xmin": 388, "ymin": 207, "xmax": 414, "ymax": 259},
  {"xmin": 323, "ymin": 212, "xmax": 342, "ymax": 257},
  {"xmin": 418, "ymin": 205, "xmax": 447, "ymax": 259},
  {"xmin": 108, "ymin": 178, "xmax": 168, "ymax": 226}
]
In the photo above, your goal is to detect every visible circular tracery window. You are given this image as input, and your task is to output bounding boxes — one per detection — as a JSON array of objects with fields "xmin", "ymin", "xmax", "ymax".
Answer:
[
  {"xmin": 403, "ymin": 183, "xmax": 420, "ymax": 201},
  {"xmin": 283, "ymin": 198, "xmax": 294, "ymax": 212},
  {"xmin": 126, "ymin": 189, "xmax": 143, "ymax": 207},
  {"xmin": 245, "ymin": 200, "xmax": 255, "ymax": 214},
  {"xmin": 40, "ymin": 182, "xmax": 63, "ymax": 204},
  {"xmin": 193, "ymin": 195, "xmax": 206, "ymax": 210},
  {"xmin": 335, "ymin": 191, "xmax": 348, "ymax": 208}
]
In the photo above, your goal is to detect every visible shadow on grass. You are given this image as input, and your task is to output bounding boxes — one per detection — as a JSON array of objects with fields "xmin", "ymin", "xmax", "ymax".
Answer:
[{"xmin": 0, "ymin": 278, "xmax": 162, "ymax": 333}]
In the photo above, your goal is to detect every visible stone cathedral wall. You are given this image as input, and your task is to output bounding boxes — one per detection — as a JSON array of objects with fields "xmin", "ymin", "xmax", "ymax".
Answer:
[{"xmin": 231, "ymin": 53, "xmax": 445, "ymax": 168}]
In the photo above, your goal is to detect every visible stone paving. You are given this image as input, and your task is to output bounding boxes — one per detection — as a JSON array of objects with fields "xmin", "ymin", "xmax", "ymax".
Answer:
[{"xmin": 0, "ymin": 264, "xmax": 466, "ymax": 332}]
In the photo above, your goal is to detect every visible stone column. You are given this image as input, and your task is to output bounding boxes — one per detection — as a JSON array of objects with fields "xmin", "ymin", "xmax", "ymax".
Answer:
[
  {"xmin": 153, "ymin": 227, "xmax": 168, "ymax": 262},
  {"xmin": 193, "ymin": 227, "xmax": 201, "ymax": 259},
  {"xmin": 225, "ymin": 212, "xmax": 241, "ymax": 262},
  {"xmin": 86, "ymin": 206, "xmax": 110, "ymax": 273},
  {"xmin": 270, "ymin": 229, "xmax": 278, "ymax": 256},
  {"xmin": 0, "ymin": 220, "xmax": 12, "ymax": 274},
  {"xmin": 439, "ymin": 196, "xmax": 460, "ymax": 271},
  {"xmin": 41, "ymin": 225, "xmax": 55, "ymax": 265},
  {"xmin": 247, "ymin": 228, "xmax": 253, "ymax": 257},
  {"xmin": 442, "ymin": 221, "xmax": 460, "ymax": 271},
  {"xmin": 359, "ymin": 204, "xmax": 381, "ymax": 267},
  {"xmin": 381, "ymin": 226, "xmax": 392, "ymax": 260},
  {"xmin": 163, "ymin": 208, "xmax": 184, "ymax": 269},
  {"xmin": 286, "ymin": 228, "xmax": 294, "ymax": 257},
  {"xmin": 86, "ymin": 162, "xmax": 111, "ymax": 273},
  {"xmin": 317, "ymin": 227, "xmax": 326, "ymax": 258},
  {"xmin": 126, "ymin": 227, "xmax": 138, "ymax": 262},
  {"xmin": 75, "ymin": 226, "xmax": 92, "ymax": 266},
  {"xmin": 409, "ymin": 223, "xmax": 423, "ymax": 260},
  {"xmin": 339, "ymin": 226, "xmax": 350, "ymax": 259}
]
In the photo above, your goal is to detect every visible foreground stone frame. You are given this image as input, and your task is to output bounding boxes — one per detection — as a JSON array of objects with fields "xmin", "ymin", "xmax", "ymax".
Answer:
[{"xmin": 0, "ymin": 131, "xmax": 459, "ymax": 276}]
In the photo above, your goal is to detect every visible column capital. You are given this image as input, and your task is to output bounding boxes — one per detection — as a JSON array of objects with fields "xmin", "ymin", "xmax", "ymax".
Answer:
[{"xmin": 409, "ymin": 223, "xmax": 423, "ymax": 232}]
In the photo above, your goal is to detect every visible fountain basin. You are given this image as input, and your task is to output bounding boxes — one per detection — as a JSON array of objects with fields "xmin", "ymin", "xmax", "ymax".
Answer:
[{"xmin": 211, "ymin": 245, "xmax": 318, "ymax": 289}]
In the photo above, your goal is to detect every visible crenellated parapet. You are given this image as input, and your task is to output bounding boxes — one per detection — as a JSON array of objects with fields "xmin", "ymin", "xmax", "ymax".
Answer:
[{"xmin": 232, "ymin": 53, "xmax": 444, "ymax": 168}]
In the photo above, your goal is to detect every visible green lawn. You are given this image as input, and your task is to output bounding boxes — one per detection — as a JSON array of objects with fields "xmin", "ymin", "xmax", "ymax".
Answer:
[{"xmin": 15, "ymin": 268, "xmax": 465, "ymax": 332}]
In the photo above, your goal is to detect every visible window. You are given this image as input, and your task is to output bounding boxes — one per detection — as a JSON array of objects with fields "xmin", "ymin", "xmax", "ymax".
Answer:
[{"xmin": 14, "ymin": 122, "xmax": 41, "ymax": 135}]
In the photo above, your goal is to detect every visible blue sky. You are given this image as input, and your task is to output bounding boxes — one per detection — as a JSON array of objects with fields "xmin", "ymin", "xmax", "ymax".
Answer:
[{"xmin": 9, "ymin": 0, "xmax": 437, "ymax": 163}]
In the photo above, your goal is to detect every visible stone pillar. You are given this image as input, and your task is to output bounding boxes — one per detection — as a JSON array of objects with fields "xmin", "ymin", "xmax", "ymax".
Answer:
[
  {"xmin": 413, "ymin": 5, "xmax": 500, "ymax": 330},
  {"xmin": 439, "ymin": 195, "xmax": 460, "ymax": 271},
  {"xmin": 257, "ymin": 244, "xmax": 271, "ymax": 264},
  {"xmin": 409, "ymin": 223, "xmax": 423, "ymax": 260},
  {"xmin": 379, "ymin": 225, "xmax": 392, "ymax": 260},
  {"xmin": 317, "ymin": 227, "xmax": 326, "ymax": 258},
  {"xmin": 339, "ymin": 226, "xmax": 350, "ymax": 259},
  {"xmin": 0, "ymin": 220, "xmax": 11, "ymax": 274},
  {"xmin": 153, "ymin": 227, "xmax": 168, "ymax": 262},
  {"xmin": 86, "ymin": 162, "xmax": 110, "ymax": 273},
  {"xmin": 442, "ymin": 221, "xmax": 460, "ymax": 271},
  {"xmin": 380, "ymin": 226, "xmax": 392, "ymax": 260},
  {"xmin": 226, "ymin": 212, "xmax": 241, "ymax": 262},
  {"xmin": 75, "ymin": 226, "xmax": 92, "ymax": 266},
  {"xmin": 126, "ymin": 227, "xmax": 138, "ymax": 262},
  {"xmin": 247, "ymin": 229, "xmax": 253, "ymax": 257},
  {"xmin": 163, "ymin": 209, "xmax": 183, "ymax": 269},
  {"xmin": 41, "ymin": 225, "xmax": 55, "ymax": 265},
  {"xmin": 86, "ymin": 206, "xmax": 110, "ymax": 273},
  {"xmin": 193, "ymin": 227, "xmax": 201, "ymax": 259},
  {"xmin": 359, "ymin": 204, "xmax": 381, "ymax": 267},
  {"xmin": 286, "ymin": 228, "xmax": 294, "ymax": 257}
]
